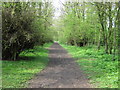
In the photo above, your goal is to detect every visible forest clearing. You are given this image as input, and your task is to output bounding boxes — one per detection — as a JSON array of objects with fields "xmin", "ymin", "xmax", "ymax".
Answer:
[{"xmin": 1, "ymin": 0, "xmax": 119, "ymax": 88}]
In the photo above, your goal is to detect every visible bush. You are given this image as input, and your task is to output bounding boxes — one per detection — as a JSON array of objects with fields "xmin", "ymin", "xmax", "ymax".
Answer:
[{"xmin": 2, "ymin": 2, "xmax": 53, "ymax": 60}]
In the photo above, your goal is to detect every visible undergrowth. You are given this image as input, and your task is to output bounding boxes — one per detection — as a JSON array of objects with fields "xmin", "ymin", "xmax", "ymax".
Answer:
[
  {"xmin": 2, "ymin": 43, "xmax": 53, "ymax": 88},
  {"xmin": 61, "ymin": 44, "xmax": 118, "ymax": 88}
]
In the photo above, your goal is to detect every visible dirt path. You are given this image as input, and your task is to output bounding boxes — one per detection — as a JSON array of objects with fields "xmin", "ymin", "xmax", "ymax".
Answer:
[{"xmin": 28, "ymin": 43, "xmax": 93, "ymax": 88}]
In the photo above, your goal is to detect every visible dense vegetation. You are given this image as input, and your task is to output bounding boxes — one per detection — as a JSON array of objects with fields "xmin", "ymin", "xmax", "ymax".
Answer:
[
  {"xmin": 61, "ymin": 44, "xmax": 118, "ymax": 88},
  {"xmin": 55, "ymin": 2, "xmax": 119, "ymax": 88},
  {"xmin": 57, "ymin": 2, "xmax": 119, "ymax": 56},
  {"xmin": 2, "ymin": 2, "xmax": 54, "ymax": 60},
  {"xmin": 2, "ymin": 1, "xmax": 119, "ymax": 88}
]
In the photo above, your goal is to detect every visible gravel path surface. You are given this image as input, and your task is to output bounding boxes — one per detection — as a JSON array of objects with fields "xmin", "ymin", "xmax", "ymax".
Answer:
[{"xmin": 28, "ymin": 43, "xmax": 93, "ymax": 88}]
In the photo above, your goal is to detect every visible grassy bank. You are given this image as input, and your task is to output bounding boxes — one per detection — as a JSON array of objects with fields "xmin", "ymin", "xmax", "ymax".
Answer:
[
  {"xmin": 61, "ymin": 44, "xmax": 118, "ymax": 88},
  {"xmin": 2, "ymin": 43, "xmax": 53, "ymax": 88}
]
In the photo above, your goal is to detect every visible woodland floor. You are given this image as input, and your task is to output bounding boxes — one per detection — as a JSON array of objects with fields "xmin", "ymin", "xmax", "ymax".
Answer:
[{"xmin": 28, "ymin": 42, "xmax": 93, "ymax": 88}]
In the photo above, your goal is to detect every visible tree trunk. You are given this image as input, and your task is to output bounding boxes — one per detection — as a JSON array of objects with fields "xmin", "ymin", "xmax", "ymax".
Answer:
[
  {"xmin": 105, "ymin": 36, "xmax": 109, "ymax": 54},
  {"xmin": 97, "ymin": 30, "xmax": 101, "ymax": 50}
]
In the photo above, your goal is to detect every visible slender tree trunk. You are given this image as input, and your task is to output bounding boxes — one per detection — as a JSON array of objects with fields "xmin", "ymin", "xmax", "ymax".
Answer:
[
  {"xmin": 108, "ymin": 3, "xmax": 113, "ymax": 54},
  {"xmin": 97, "ymin": 30, "xmax": 101, "ymax": 50},
  {"xmin": 105, "ymin": 36, "xmax": 109, "ymax": 54}
]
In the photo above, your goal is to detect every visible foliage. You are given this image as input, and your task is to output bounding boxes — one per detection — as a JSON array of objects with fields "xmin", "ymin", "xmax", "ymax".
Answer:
[
  {"xmin": 2, "ymin": 43, "xmax": 53, "ymax": 88},
  {"xmin": 61, "ymin": 44, "xmax": 118, "ymax": 88},
  {"xmin": 57, "ymin": 2, "xmax": 100, "ymax": 46},
  {"xmin": 94, "ymin": 2, "xmax": 119, "ymax": 54},
  {"xmin": 2, "ymin": 1, "xmax": 119, "ymax": 88},
  {"xmin": 56, "ymin": 2, "xmax": 119, "ymax": 56},
  {"xmin": 2, "ymin": 2, "xmax": 54, "ymax": 60}
]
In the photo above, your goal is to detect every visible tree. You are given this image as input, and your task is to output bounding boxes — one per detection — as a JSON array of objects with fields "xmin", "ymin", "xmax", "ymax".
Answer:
[
  {"xmin": 56, "ymin": 1, "xmax": 119, "ymax": 56},
  {"xmin": 2, "ymin": 2, "xmax": 54, "ymax": 60}
]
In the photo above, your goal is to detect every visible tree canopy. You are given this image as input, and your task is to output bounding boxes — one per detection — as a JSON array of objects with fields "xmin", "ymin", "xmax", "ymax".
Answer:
[
  {"xmin": 2, "ymin": 2, "xmax": 54, "ymax": 60},
  {"xmin": 2, "ymin": 1, "xmax": 119, "ymax": 60},
  {"xmin": 55, "ymin": 2, "xmax": 119, "ymax": 56}
]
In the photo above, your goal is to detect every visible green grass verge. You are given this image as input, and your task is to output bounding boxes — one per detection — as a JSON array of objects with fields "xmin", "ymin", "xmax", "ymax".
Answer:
[
  {"xmin": 2, "ymin": 43, "xmax": 53, "ymax": 88},
  {"xmin": 61, "ymin": 44, "xmax": 118, "ymax": 88}
]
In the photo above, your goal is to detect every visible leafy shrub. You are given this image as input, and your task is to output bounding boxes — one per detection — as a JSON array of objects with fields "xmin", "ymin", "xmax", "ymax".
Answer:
[{"xmin": 2, "ymin": 2, "xmax": 53, "ymax": 60}]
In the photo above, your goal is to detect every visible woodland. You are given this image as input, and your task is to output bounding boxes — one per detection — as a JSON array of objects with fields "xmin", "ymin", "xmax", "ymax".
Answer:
[{"xmin": 2, "ymin": 1, "xmax": 120, "ymax": 88}]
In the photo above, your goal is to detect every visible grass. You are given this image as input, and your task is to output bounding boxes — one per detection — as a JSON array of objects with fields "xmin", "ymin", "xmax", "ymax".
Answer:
[
  {"xmin": 2, "ymin": 43, "xmax": 53, "ymax": 88},
  {"xmin": 61, "ymin": 44, "xmax": 118, "ymax": 88}
]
